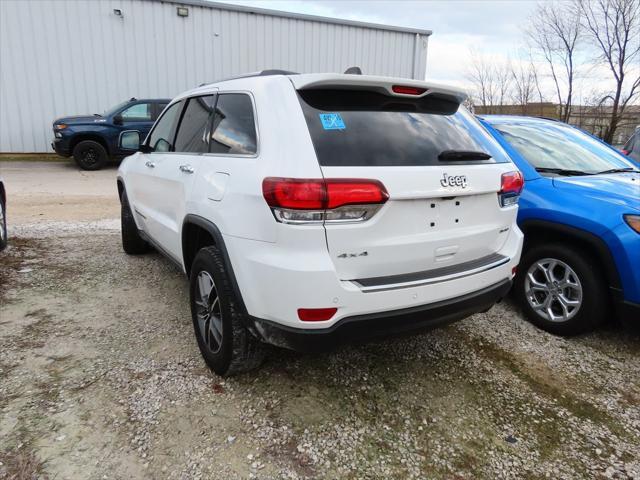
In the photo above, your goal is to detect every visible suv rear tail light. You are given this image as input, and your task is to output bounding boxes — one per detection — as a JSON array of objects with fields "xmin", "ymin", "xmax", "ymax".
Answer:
[
  {"xmin": 392, "ymin": 85, "xmax": 427, "ymax": 95},
  {"xmin": 262, "ymin": 177, "xmax": 389, "ymax": 224},
  {"xmin": 499, "ymin": 171, "xmax": 524, "ymax": 207}
]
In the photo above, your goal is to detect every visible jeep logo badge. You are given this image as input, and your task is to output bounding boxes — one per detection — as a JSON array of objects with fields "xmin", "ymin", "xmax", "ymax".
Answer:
[{"xmin": 440, "ymin": 173, "xmax": 467, "ymax": 188}]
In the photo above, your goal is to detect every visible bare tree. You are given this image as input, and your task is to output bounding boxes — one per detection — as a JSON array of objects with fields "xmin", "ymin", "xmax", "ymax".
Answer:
[
  {"xmin": 466, "ymin": 51, "xmax": 513, "ymax": 113},
  {"xmin": 577, "ymin": 0, "xmax": 640, "ymax": 143},
  {"xmin": 467, "ymin": 50, "xmax": 497, "ymax": 112},
  {"xmin": 495, "ymin": 60, "xmax": 514, "ymax": 111},
  {"xmin": 531, "ymin": 63, "xmax": 548, "ymax": 117},
  {"xmin": 528, "ymin": 2, "xmax": 583, "ymax": 122},
  {"xmin": 510, "ymin": 61, "xmax": 538, "ymax": 113}
]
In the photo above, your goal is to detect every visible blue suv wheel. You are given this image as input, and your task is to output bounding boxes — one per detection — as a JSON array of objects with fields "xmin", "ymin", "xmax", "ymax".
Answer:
[{"xmin": 515, "ymin": 242, "xmax": 607, "ymax": 335}]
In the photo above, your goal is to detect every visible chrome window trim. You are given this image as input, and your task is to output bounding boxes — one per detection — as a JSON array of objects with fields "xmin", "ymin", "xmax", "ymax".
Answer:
[{"xmin": 200, "ymin": 90, "xmax": 260, "ymax": 159}]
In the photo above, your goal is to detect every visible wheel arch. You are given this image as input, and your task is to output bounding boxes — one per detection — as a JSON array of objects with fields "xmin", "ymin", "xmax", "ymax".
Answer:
[
  {"xmin": 181, "ymin": 215, "xmax": 247, "ymax": 314},
  {"xmin": 116, "ymin": 177, "xmax": 125, "ymax": 201},
  {"xmin": 519, "ymin": 219, "xmax": 621, "ymax": 290}
]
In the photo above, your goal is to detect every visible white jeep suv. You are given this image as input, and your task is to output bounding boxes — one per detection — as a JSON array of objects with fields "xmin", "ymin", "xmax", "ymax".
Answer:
[{"xmin": 117, "ymin": 71, "xmax": 524, "ymax": 376}]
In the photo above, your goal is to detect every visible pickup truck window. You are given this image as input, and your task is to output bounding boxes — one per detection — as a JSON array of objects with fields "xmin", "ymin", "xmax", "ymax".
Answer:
[{"xmin": 121, "ymin": 103, "xmax": 152, "ymax": 121}]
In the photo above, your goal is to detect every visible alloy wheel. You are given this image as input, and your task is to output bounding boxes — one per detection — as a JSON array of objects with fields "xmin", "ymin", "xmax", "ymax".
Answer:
[
  {"xmin": 524, "ymin": 257, "xmax": 583, "ymax": 323},
  {"xmin": 83, "ymin": 147, "xmax": 97, "ymax": 166},
  {"xmin": 194, "ymin": 271, "xmax": 223, "ymax": 353}
]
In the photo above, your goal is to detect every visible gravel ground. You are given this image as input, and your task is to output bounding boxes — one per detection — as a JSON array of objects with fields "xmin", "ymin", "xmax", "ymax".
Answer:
[{"xmin": 1, "ymin": 161, "xmax": 639, "ymax": 479}]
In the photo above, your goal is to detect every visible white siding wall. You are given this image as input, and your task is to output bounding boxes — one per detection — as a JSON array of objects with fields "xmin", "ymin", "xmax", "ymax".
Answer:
[{"xmin": 0, "ymin": 0, "xmax": 429, "ymax": 152}]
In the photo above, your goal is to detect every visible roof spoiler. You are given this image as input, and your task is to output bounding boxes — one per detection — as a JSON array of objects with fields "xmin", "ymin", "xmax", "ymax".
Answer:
[{"xmin": 290, "ymin": 73, "xmax": 468, "ymax": 104}]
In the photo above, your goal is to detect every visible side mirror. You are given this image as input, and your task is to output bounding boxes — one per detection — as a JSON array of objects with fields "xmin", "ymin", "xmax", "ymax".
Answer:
[
  {"xmin": 113, "ymin": 114, "xmax": 123, "ymax": 125},
  {"xmin": 119, "ymin": 130, "xmax": 141, "ymax": 151}
]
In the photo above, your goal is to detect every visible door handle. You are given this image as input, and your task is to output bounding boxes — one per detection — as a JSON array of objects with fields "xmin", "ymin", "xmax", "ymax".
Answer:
[
  {"xmin": 179, "ymin": 164, "xmax": 194, "ymax": 174},
  {"xmin": 145, "ymin": 160, "xmax": 155, "ymax": 168}
]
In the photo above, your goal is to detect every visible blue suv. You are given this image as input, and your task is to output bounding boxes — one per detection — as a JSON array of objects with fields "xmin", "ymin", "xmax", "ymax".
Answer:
[
  {"xmin": 480, "ymin": 115, "xmax": 640, "ymax": 335},
  {"xmin": 52, "ymin": 98, "xmax": 170, "ymax": 170}
]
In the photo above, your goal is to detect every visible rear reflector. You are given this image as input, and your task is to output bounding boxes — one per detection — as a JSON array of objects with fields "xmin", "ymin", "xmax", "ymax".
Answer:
[
  {"xmin": 298, "ymin": 307, "xmax": 337, "ymax": 321},
  {"xmin": 262, "ymin": 178, "xmax": 388, "ymax": 210},
  {"xmin": 392, "ymin": 85, "xmax": 427, "ymax": 95}
]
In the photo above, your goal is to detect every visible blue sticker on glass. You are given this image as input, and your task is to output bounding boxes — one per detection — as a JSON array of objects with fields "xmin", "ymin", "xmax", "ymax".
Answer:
[{"xmin": 319, "ymin": 113, "xmax": 345, "ymax": 130}]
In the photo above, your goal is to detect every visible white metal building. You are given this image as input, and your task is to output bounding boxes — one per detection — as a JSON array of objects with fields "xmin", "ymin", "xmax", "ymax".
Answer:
[{"xmin": 0, "ymin": 0, "xmax": 431, "ymax": 153}]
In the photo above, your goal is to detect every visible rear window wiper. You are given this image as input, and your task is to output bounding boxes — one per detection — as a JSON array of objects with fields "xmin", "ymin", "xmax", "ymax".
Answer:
[
  {"xmin": 594, "ymin": 167, "xmax": 639, "ymax": 174},
  {"xmin": 535, "ymin": 167, "xmax": 593, "ymax": 176},
  {"xmin": 438, "ymin": 150, "xmax": 492, "ymax": 161}
]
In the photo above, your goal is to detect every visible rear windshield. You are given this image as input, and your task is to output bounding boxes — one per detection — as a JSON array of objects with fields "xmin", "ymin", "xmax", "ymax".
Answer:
[{"xmin": 298, "ymin": 89, "xmax": 511, "ymax": 167}]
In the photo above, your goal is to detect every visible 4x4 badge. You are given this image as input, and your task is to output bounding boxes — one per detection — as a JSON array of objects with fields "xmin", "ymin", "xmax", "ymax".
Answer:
[
  {"xmin": 337, "ymin": 251, "xmax": 368, "ymax": 259},
  {"xmin": 440, "ymin": 173, "xmax": 467, "ymax": 188}
]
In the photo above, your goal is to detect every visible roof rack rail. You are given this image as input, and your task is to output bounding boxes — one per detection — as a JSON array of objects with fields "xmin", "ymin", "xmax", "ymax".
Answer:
[
  {"xmin": 198, "ymin": 69, "xmax": 299, "ymax": 87},
  {"xmin": 534, "ymin": 116, "xmax": 562, "ymax": 122}
]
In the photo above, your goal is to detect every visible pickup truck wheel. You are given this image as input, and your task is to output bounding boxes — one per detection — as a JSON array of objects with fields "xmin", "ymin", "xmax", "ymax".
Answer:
[
  {"xmin": 73, "ymin": 140, "xmax": 107, "ymax": 170},
  {"xmin": 120, "ymin": 191, "xmax": 149, "ymax": 254},
  {"xmin": 0, "ymin": 195, "xmax": 7, "ymax": 251},
  {"xmin": 189, "ymin": 246, "xmax": 266, "ymax": 376},
  {"xmin": 515, "ymin": 243, "xmax": 606, "ymax": 336}
]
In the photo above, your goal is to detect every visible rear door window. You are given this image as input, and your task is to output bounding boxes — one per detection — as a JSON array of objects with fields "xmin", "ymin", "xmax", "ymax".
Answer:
[
  {"xmin": 209, "ymin": 94, "xmax": 257, "ymax": 155},
  {"xmin": 298, "ymin": 89, "xmax": 510, "ymax": 166},
  {"xmin": 174, "ymin": 95, "xmax": 216, "ymax": 153}
]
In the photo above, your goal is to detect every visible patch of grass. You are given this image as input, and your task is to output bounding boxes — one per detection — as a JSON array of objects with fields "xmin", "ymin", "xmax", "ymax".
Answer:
[
  {"xmin": 477, "ymin": 340, "xmax": 615, "ymax": 425},
  {"xmin": 457, "ymin": 332, "xmax": 630, "ymax": 462},
  {"xmin": 0, "ymin": 448, "xmax": 48, "ymax": 480},
  {"xmin": 0, "ymin": 237, "xmax": 45, "ymax": 298},
  {"xmin": 14, "ymin": 309, "xmax": 54, "ymax": 350},
  {"xmin": 0, "ymin": 153, "xmax": 63, "ymax": 162}
]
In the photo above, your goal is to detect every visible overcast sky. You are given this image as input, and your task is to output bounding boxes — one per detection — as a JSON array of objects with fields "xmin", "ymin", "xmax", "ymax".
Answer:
[
  {"xmin": 223, "ymin": 0, "xmax": 541, "ymax": 88},
  {"xmin": 221, "ymin": 0, "xmax": 640, "ymax": 106}
]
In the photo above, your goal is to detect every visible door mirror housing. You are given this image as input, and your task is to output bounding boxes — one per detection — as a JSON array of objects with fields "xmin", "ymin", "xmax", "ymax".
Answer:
[
  {"xmin": 119, "ymin": 130, "xmax": 141, "ymax": 151},
  {"xmin": 113, "ymin": 114, "xmax": 124, "ymax": 125}
]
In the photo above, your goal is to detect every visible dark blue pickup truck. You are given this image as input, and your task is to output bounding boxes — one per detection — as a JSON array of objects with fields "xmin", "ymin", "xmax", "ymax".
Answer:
[{"xmin": 52, "ymin": 98, "xmax": 170, "ymax": 170}]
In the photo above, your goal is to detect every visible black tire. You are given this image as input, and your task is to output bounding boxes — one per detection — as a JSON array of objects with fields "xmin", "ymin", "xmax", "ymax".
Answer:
[
  {"xmin": 514, "ymin": 242, "xmax": 607, "ymax": 336},
  {"xmin": 189, "ymin": 245, "xmax": 266, "ymax": 376},
  {"xmin": 0, "ymin": 195, "xmax": 7, "ymax": 251},
  {"xmin": 73, "ymin": 140, "xmax": 108, "ymax": 170},
  {"xmin": 120, "ymin": 191, "xmax": 149, "ymax": 254}
]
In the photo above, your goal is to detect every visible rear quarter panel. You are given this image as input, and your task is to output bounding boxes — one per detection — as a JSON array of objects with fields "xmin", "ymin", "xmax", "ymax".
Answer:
[{"xmin": 188, "ymin": 77, "xmax": 324, "ymax": 244}]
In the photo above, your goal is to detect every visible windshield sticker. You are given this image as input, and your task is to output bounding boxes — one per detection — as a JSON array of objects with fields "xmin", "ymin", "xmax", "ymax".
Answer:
[{"xmin": 319, "ymin": 113, "xmax": 345, "ymax": 130}]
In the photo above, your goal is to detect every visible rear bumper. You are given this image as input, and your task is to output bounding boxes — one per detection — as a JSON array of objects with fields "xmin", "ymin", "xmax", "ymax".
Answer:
[
  {"xmin": 248, "ymin": 278, "xmax": 512, "ymax": 351},
  {"xmin": 224, "ymin": 225, "xmax": 522, "ymax": 328}
]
